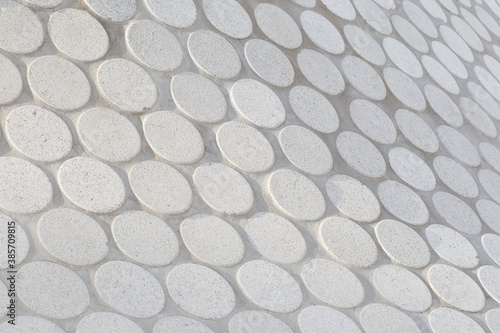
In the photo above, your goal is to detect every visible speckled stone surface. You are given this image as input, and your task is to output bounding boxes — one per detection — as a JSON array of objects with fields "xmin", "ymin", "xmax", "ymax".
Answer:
[{"xmin": 1, "ymin": 0, "xmax": 500, "ymax": 331}]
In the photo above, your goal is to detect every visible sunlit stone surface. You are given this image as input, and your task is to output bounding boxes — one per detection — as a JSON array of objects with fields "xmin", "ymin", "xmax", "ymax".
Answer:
[{"xmin": 1, "ymin": 0, "xmax": 500, "ymax": 331}]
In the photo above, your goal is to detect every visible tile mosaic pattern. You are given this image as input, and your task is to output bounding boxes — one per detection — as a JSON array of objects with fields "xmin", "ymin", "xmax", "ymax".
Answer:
[{"xmin": 1, "ymin": 0, "xmax": 500, "ymax": 331}]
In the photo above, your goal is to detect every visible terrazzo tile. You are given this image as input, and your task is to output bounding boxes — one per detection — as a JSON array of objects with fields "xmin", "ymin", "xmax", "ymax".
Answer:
[
  {"xmin": 431, "ymin": 41, "xmax": 469, "ymax": 80},
  {"xmin": 353, "ymin": 0, "xmax": 392, "ymax": 35},
  {"xmin": 126, "ymin": 20, "xmax": 183, "ymax": 72},
  {"xmin": 388, "ymin": 147, "xmax": 436, "ymax": 191},
  {"xmin": 403, "ymin": 0, "xmax": 438, "ymax": 38},
  {"xmin": 238, "ymin": 259, "xmax": 303, "ymax": 313},
  {"xmin": 297, "ymin": 49, "xmax": 345, "ymax": 96},
  {"xmin": 77, "ymin": 107, "xmax": 141, "ymax": 163},
  {"xmin": 171, "ymin": 72, "xmax": 227, "ymax": 124},
  {"xmin": 76, "ymin": 312, "xmax": 144, "ymax": 333},
  {"xmin": 202, "ymin": 0, "xmax": 252, "ymax": 39},
  {"xmin": 2, "ymin": 0, "xmax": 500, "ymax": 330},
  {"xmin": 244, "ymin": 39, "xmax": 295, "ymax": 87},
  {"xmin": 17, "ymin": 261, "xmax": 90, "ymax": 319},
  {"xmin": 38, "ymin": 208, "xmax": 108, "ymax": 266},
  {"xmin": 254, "ymin": 3, "xmax": 302, "ymax": 50},
  {"xmin": 395, "ymin": 108, "xmax": 439, "ymax": 153},
  {"xmin": 279, "ymin": 125, "xmax": 333, "ymax": 176},
  {"xmin": 373, "ymin": 264, "xmax": 432, "ymax": 312},
  {"xmin": 95, "ymin": 261, "xmax": 165, "ymax": 318},
  {"xmin": 434, "ymin": 191, "xmax": 482, "ymax": 234},
  {"xmin": 437, "ymin": 125, "xmax": 481, "ymax": 167},
  {"xmin": 319, "ymin": 216, "xmax": 378, "ymax": 267},
  {"xmin": 112, "ymin": 210, "xmax": 179, "ymax": 266},
  {"xmin": 459, "ymin": 97, "xmax": 498, "ymax": 138},
  {"xmin": 188, "ymin": 30, "xmax": 241, "ymax": 80},
  {"xmin": 484, "ymin": 54, "xmax": 500, "ymax": 83},
  {"xmin": 143, "ymin": 111, "xmax": 204, "ymax": 164},
  {"xmin": 341, "ymin": 56, "xmax": 387, "ymax": 101},
  {"xmin": 343, "ymin": 25, "xmax": 386, "ymax": 66},
  {"xmin": 391, "ymin": 15, "xmax": 429, "ymax": 53},
  {"xmin": 301, "ymin": 258, "xmax": 364, "ymax": 308},
  {"xmin": 451, "ymin": 15, "xmax": 484, "ymax": 52},
  {"xmin": 461, "ymin": 7, "xmax": 492, "ymax": 41},
  {"xmin": 217, "ymin": 121, "xmax": 274, "ymax": 173},
  {"xmin": 58, "ymin": 157, "xmax": 125, "ymax": 214},
  {"xmin": 326, "ymin": 174, "xmax": 381, "ymax": 223},
  {"xmin": 288, "ymin": 86, "xmax": 339, "ymax": 134},
  {"xmin": 194, "ymin": 162, "xmax": 254, "ymax": 215},
  {"xmin": 426, "ymin": 224, "xmax": 480, "ymax": 269},
  {"xmin": 420, "ymin": 0, "xmax": 448, "ymax": 22},
  {"xmin": 487, "ymin": 309, "xmax": 500, "ymax": 333},
  {"xmin": 476, "ymin": 199, "xmax": 500, "ymax": 234},
  {"xmin": 180, "ymin": 214, "xmax": 245, "ymax": 267},
  {"xmin": 424, "ymin": 84, "xmax": 464, "ymax": 127},
  {"xmin": 336, "ymin": 131, "xmax": 387, "ymax": 178},
  {"xmin": 377, "ymin": 180, "xmax": 430, "ymax": 226},
  {"xmin": 24, "ymin": 0, "xmax": 62, "ymax": 8},
  {"xmin": 129, "ymin": 160, "xmax": 193, "ymax": 215},
  {"xmin": 440, "ymin": 25, "xmax": 475, "ymax": 62},
  {"xmin": 6, "ymin": 105, "xmax": 72, "ymax": 163},
  {"xmin": 422, "ymin": 55, "xmax": 460, "ymax": 95},
  {"xmin": 167, "ymin": 263, "xmax": 235, "ymax": 319},
  {"xmin": 350, "ymin": 99, "xmax": 397, "ymax": 145},
  {"xmin": 28, "ymin": 55, "xmax": 91, "ymax": 111},
  {"xmin": 0, "ymin": 0, "xmax": 44, "ymax": 54},
  {"xmin": 153, "ymin": 316, "xmax": 213, "ymax": 333},
  {"xmin": 375, "ymin": 219, "xmax": 431, "ymax": 268},
  {"xmin": 96, "ymin": 58, "xmax": 158, "ymax": 113},
  {"xmin": 144, "ymin": 0, "xmax": 196, "ymax": 28},
  {"xmin": 383, "ymin": 37, "xmax": 423, "ymax": 78},
  {"xmin": 0, "ymin": 157, "xmax": 53, "ymax": 214},
  {"xmin": 384, "ymin": 67, "xmax": 427, "ymax": 110},
  {"xmin": 429, "ymin": 307, "xmax": 486, "ymax": 333},
  {"xmin": 475, "ymin": 5, "xmax": 500, "ymax": 37},
  {"xmin": 230, "ymin": 78, "xmax": 285, "ymax": 128},
  {"xmin": 300, "ymin": 10, "xmax": 345, "ymax": 55},
  {"xmin": 49, "ymin": 9, "xmax": 109, "ymax": 62},
  {"xmin": 478, "ymin": 169, "xmax": 500, "ymax": 204},
  {"xmin": 0, "ymin": 53, "xmax": 22, "ymax": 105},
  {"xmin": 268, "ymin": 169, "xmax": 326, "ymax": 221},
  {"xmin": 477, "ymin": 265, "xmax": 500, "ymax": 304},
  {"xmin": 428, "ymin": 264, "xmax": 485, "ymax": 312},
  {"xmin": 228, "ymin": 311, "xmax": 292, "ymax": 333},
  {"xmin": 84, "ymin": 0, "xmax": 136, "ymax": 22},
  {"xmin": 245, "ymin": 212, "xmax": 307, "ymax": 264},
  {"xmin": 481, "ymin": 233, "xmax": 500, "ymax": 265},
  {"xmin": 475, "ymin": 65, "xmax": 500, "ymax": 102},
  {"xmin": 320, "ymin": 0, "xmax": 356, "ymax": 21},
  {"xmin": 433, "ymin": 155, "xmax": 479, "ymax": 198},
  {"xmin": 298, "ymin": 305, "xmax": 362, "ymax": 333},
  {"xmin": 359, "ymin": 303, "xmax": 421, "ymax": 333}
]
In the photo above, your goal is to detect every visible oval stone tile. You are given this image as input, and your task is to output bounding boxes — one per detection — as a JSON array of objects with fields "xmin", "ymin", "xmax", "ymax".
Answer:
[
  {"xmin": 181, "ymin": 214, "xmax": 245, "ymax": 267},
  {"xmin": 245, "ymin": 212, "xmax": 307, "ymax": 264},
  {"xmin": 268, "ymin": 169, "xmax": 325, "ymax": 221},
  {"xmin": 167, "ymin": 263, "xmax": 235, "ymax": 319},
  {"xmin": 302, "ymin": 259, "xmax": 364, "ymax": 308},
  {"xmin": 58, "ymin": 157, "xmax": 125, "ymax": 213},
  {"xmin": 0, "ymin": 157, "xmax": 52, "ymax": 214},
  {"xmin": 238, "ymin": 260, "xmax": 303, "ymax": 313},
  {"xmin": 95, "ymin": 261, "xmax": 165, "ymax": 318},
  {"xmin": 38, "ymin": 208, "xmax": 108, "ymax": 266},
  {"xmin": 112, "ymin": 210, "xmax": 179, "ymax": 266},
  {"xmin": 194, "ymin": 163, "xmax": 254, "ymax": 215},
  {"xmin": 18, "ymin": 261, "xmax": 89, "ymax": 319}
]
